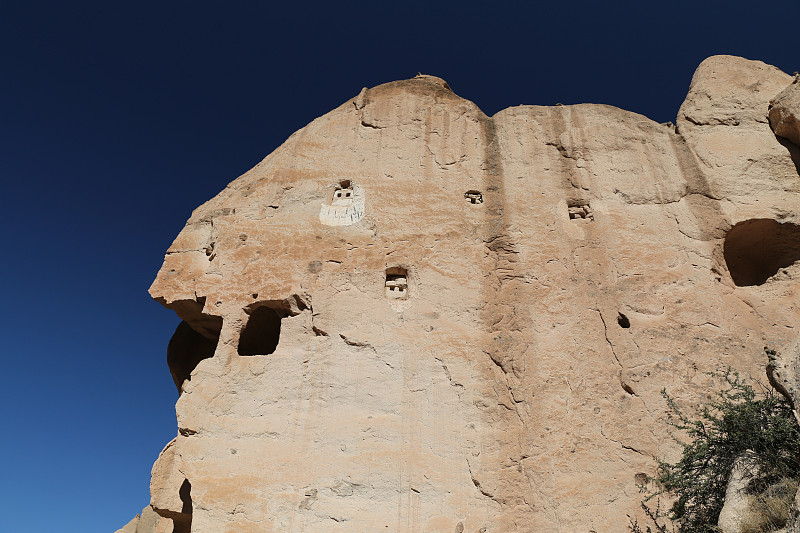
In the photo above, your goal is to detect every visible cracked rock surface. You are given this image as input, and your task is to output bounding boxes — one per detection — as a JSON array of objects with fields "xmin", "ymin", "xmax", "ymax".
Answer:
[
  {"xmin": 120, "ymin": 59, "xmax": 800, "ymax": 532},
  {"xmin": 770, "ymin": 77, "xmax": 800, "ymax": 147}
]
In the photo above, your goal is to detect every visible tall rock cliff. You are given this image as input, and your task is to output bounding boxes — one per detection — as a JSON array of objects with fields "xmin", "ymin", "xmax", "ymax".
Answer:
[{"xmin": 119, "ymin": 55, "xmax": 800, "ymax": 533}]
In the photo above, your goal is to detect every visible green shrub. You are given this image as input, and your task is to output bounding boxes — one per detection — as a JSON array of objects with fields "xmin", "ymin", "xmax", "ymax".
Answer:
[{"xmin": 653, "ymin": 367, "xmax": 800, "ymax": 533}]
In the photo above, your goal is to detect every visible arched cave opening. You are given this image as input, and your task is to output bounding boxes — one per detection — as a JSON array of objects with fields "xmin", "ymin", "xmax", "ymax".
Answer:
[
  {"xmin": 723, "ymin": 219, "xmax": 800, "ymax": 286},
  {"xmin": 167, "ymin": 319, "xmax": 222, "ymax": 393},
  {"xmin": 238, "ymin": 306, "xmax": 283, "ymax": 356}
]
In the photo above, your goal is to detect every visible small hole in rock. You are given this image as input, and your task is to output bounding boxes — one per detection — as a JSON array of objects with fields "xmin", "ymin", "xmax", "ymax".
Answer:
[
  {"xmin": 617, "ymin": 313, "xmax": 630, "ymax": 328},
  {"xmin": 464, "ymin": 190, "xmax": 483, "ymax": 205},
  {"xmin": 238, "ymin": 307, "xmax": 283, "ymax": 356},
  {"xmin": 386, "ymin": 267, "xmax": 409, "ymax": 299},
  {"xmin": 568, "ymin": 201, "xmax": 593, "ymax": 220}
]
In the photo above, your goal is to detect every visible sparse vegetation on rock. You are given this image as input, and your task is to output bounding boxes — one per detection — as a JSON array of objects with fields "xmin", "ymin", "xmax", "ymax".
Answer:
[{"xmin": 633, "ymin": 367, "xmax": 800, "ymax": 533}]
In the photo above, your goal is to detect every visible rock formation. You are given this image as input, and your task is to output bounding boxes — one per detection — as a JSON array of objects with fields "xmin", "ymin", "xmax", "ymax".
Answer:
[
  {"xmin": 118, "ymin": 55, "xmax": 800, "ymax": 532},
  {"xmin": 770, "ymin": 77, "xmax": 800, "ymax": 147}
]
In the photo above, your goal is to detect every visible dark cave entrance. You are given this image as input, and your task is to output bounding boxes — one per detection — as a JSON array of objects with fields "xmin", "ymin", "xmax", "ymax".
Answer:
[
  {"xmin": 167, "ymin": 319, "xmax": 222, "ymax": 393},
  {"xmin": 238, "ymin": 306, "xmax": 283, "ymax": 356},
  {"xmin": 723, "ymin": 219, "xmax": 800, "ymax": 286}
]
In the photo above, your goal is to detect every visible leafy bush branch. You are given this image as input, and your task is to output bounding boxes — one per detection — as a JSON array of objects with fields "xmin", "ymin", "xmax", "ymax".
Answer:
[{"xmin": 636, "ymin": 366, "xmax": 800, "ymax": 533}]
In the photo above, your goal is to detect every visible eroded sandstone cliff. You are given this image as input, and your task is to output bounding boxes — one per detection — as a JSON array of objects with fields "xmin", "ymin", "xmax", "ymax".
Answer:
[{"xmin": 119, "ymin": 55, "xmax": 800, "ymax": 533}]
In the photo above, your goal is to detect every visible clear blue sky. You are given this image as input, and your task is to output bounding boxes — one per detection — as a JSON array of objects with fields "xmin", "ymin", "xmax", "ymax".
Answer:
[{"xmin": 0, "ymin": 1, "xmax": 797, "ymax": 531}]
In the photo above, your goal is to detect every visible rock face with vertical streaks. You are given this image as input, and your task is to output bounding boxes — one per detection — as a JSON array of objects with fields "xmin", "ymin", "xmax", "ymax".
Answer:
[{"xmin": 119, "ymin": 56, "xmax": 800, "ymax": 532}]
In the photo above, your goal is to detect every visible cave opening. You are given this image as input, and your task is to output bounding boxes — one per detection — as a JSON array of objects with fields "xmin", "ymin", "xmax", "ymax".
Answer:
[
  {"xmin": 723, "ymin": 219, "xmax": 800, "ymax": 286},
  {"xmin": 238, "ymin": 306, "xmax": 283, "ymax": 356},
  {"xmin": 167, "ymin": 319, "xmax": 222, "ymax": 393}
]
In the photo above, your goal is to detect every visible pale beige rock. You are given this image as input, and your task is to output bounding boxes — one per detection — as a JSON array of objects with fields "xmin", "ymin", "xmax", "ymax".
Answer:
[
  {"xmin": 149, "ymin": 437, "xmax": 191, "ymax": 532},
  {"xmin": 115, "ymin": 513, "xmax": 139, "ymax": 533},
  {"xmin": 770, "ymin": 78, "xmax": 800, "ymax": 147},
  {"xmin": 120, "ymin": 60, "xmax": 800, "ymax": 532},
  {"xmin": 677, "ymin": 55, "xmax": 797, "ymax": 203},
  {"xmin": 115, "ymin": 505, "xmax": 171, "ymax": 533},
  {"xmin": 718, "ymin": 451, "xmax": 760, "ymax": 533}
]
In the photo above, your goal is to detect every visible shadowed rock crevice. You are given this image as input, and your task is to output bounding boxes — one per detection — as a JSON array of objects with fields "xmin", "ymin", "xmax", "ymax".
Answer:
[
  {"xmin": 238, "ymin": 306, "xmax": 283, "ymax": 355},
  {"xmin": 170, "ymin": 479, "xmax": 192, "ymax": 533},
  {"xmin": 777, "ymin": 136, "xmax": 800, "ymax": 177},
  {"xmin": 167, "ymin": 320, "xmax": 222, "ymax": 392},
  {"xmin": 152, "ymin": 477, "xmax": 193, "ymax": 533},
  {"xmin": 724, "ymin": 219, "xmax": 800, "ymax": 286}
]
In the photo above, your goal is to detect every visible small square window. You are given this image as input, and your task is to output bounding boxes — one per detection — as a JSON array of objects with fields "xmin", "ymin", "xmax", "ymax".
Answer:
[
  {"xmin": 332, "ymin": 185, "xmax": 354, "ymax": 204},
  {"xmin": 568, "ymin": 201, "xmax": 593, "ymax": 221},
  {"xmin": 385, "ymin": 267, "xmax": 409, "ymax": 300},
  {"xmin": 464, "ymin": 190, "xmax": 483, "ymax": 205}
]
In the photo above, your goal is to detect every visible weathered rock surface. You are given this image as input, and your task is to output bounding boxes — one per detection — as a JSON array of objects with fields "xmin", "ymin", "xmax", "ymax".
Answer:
[
  {"xmin": 114, "ymin": 504, "xmax": 170, "ymax": 533},
  {"xmin": 770, "ymin": 78, "xmax": 800, "ymax": 147},
  {"xmin": 123, "ymin": 56, "xmax": 800, "ymax": 532}
]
